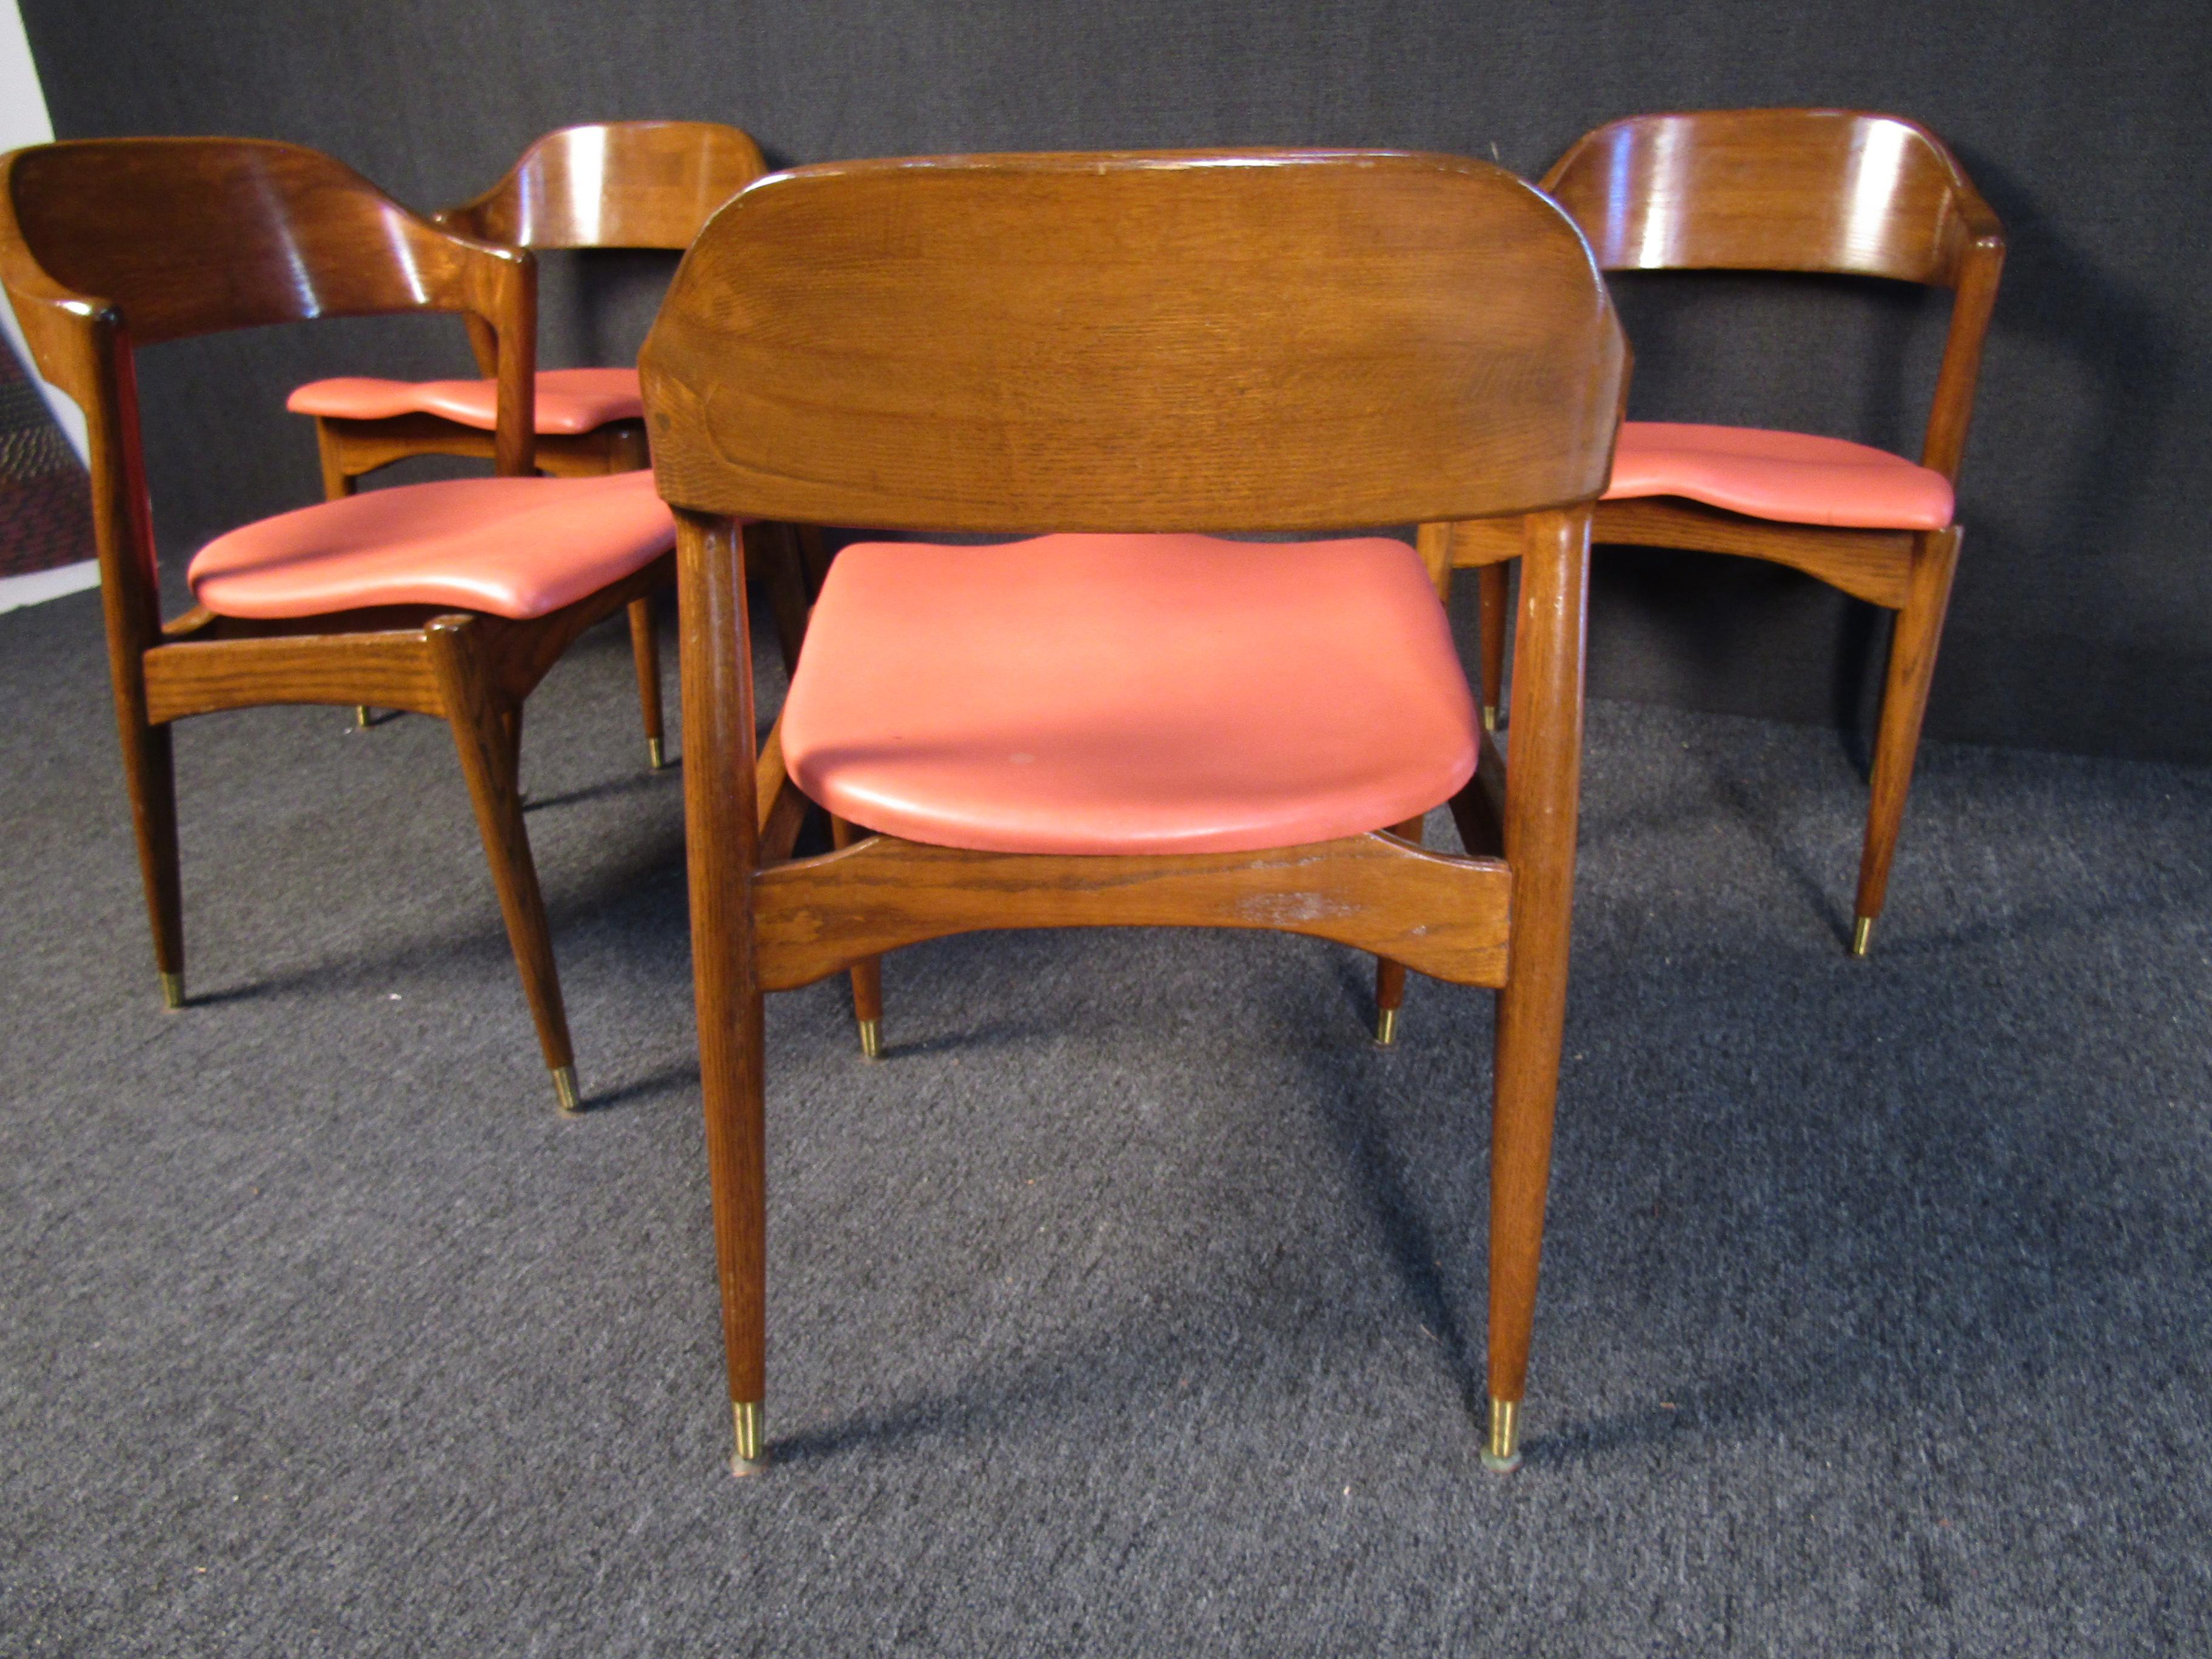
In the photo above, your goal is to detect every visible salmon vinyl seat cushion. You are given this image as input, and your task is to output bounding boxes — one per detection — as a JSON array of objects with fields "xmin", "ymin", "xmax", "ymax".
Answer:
[
  {"xmin": 187, "ymin": 470, "xmax": 675, "ymax": 621},
  {"xmin": 780, "ymin": 534, "xmax": 1479, "ymax": 857},
  {"xmin": 286, "ymin": 367, "xmax": 645, "ymax": 436},
  {"xmin": 1605, "ymin": 423, "xmax": 1954, "ymax": 530}
]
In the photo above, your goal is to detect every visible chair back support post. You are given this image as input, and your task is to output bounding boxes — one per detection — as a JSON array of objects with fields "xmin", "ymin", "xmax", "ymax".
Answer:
[
  {"xmin": 0, "ymin": 176, "xmax": 159, "ymax": 674},
  {"xmin": 95, "ymin": 338, "xmax": 163, "ymax": 690},
  {"xmin": 1919, "ymin": 230, "xmax": 2006, "ymax": 481},
  {"xmin": 674, "ymin": 508, "xmax": 768, "ymax": 1403},
  {"xmin": 484, "ymin": 251, "xmax": 537, "ymax": 478},
  {"xmin": 1487, "ymin": 503, "xmax": 1592, "ymax": 1403}
]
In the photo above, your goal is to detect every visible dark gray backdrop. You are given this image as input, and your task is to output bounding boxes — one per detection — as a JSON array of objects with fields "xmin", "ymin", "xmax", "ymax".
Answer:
[{"xmin": 21, "ymin": 0, "xmax": 2212, "ymax": 762}]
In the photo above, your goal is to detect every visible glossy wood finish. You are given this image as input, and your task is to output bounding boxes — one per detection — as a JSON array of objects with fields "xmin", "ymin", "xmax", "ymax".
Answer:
[
  {"xmin": 1544, "ymin": 109, "xmax": 1997, "ymax": 286},
  {"xmin": 648, "ymin": 150, "xmax": 1624, "ymax": 1469},
  {"xmin": 645, "ymin": 151, "xmax": 1622, "ymax": 532},
  {"xmin": 434, "ymin": 121, "xmax": 767, "ymax": 395},
  {"xmin": 1487, "ymin": 507, "xmax": 1590, "ymax": 1407},
  {"xmin": 674, "ymin": 509, "xmax": 768, "ymax": 1418},
  {"xmin": 309, "ymin": 123, "xmax": 786, "ymax": 725},
  {"xmin": 440, "ymin": 121, "xmax": 769, "ymax": 252},
  {"xmin": 0, "ymin": 136, "xmax": 664, "ymax": 1102},
  {"xmin": 1466, "ymin": 111, "xmax": 2004, "ymax": 940}
]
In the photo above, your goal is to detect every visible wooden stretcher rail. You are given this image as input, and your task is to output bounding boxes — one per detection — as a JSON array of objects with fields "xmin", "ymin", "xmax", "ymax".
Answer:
[{"xmin": 751, "ymin": 828, "xmax": 1513, "ymax": 992}]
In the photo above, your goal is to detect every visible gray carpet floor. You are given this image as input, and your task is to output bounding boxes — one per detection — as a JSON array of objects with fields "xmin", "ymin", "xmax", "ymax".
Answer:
[{"xmin": 2, "ymin": 580, "xmax": 2209, "ymax": 1657}]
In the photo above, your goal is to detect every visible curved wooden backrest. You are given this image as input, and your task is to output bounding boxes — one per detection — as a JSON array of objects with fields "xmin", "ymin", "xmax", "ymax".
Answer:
[
  {"xmin": 0, "ymin": 138, "xmax": 535, "ymax": 634},
  {"xmin": 0, "ymin": 138, "xmax": 522, "ymax": 354},
  {"xmin": 643, "ymin": 150, "xmax": 1626, "ymax": 533},
  {"xmin": 1542, "ymin": 109, "xmax": 1996, "ymax": 289},
  {"xmin": 442, "ymin": 121, "xmax": 771, "ymax": 251}
]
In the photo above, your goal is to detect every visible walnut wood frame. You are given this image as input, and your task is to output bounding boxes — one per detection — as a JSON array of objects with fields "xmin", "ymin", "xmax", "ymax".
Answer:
[
  {"xmin": 0, "ymin": 136, "xmax": 668, "ymax": 1108},
  {"xmin": 301, "ymin": 121, "xmax": 811, "ymax": 736},
  {"xmin": 640, "ymin": 150, "xmax": 1627, "ymax": 1476},
  {"xmin": 1460, "ymin": 110, "xmax": 2004, "ymax": 951}
]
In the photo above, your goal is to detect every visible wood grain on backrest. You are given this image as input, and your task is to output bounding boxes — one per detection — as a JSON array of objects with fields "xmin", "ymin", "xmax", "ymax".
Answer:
[
  {"xmin": 0, "ymin": 138, "xmax": 536, "ymax": 617},
  {"xmin": 642, "ymin": 150, "xmax": 1626, "ymax": 533},
  {"xmin": 1, "ymin": 138, "xmax": 517, "ymax": 348},
  {"xmin": 444, "ymin": 122, "xmax": 771, "ymax": 252},
  {"xmin": 1543, "ymin": 110, "xmax": 1983, "ymax": 287}
]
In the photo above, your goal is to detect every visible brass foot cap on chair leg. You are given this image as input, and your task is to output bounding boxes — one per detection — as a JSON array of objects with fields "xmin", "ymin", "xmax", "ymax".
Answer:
[
  {"xmin": 158, "ymin": 971, "xmax": 185, "ymax": 1011},
  {"xmin": 1482, "ymin": 703, "xmax": 1498, "ymax": 733},
  {"xmin": 1374, "ymin": 1007, "xmax": 1399, "ymax": 1047},
  {"xmin": 1851, "ymin": 916, "xmax": 1874, "ymax": 957},
  {"xmin": 551, "ymin": 1065, "xmax": 582, "ymax": 1115},
  {"xmin": 647, "ymin": 737, "xmax": 665, "ymax": 770},
  {"xmin": 1481, "ymin": 1398, "xmax": 1522, "ymax": 1474},
  {"xmin": 731, "ymin": 1400, "xmax": 766, "ymax": 1477},
  {"xmin": 857, "ymin": 1019, "xmax": 883, "ymax": 1062},
  {"xmin": 354, "ymin": 706, "xmax": 372, "ymax": 729}
]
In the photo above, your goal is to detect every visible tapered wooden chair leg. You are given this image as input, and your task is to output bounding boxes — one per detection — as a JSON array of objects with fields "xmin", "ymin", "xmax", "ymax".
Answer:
[
  {"xmin": 676, "ymin": 512, "xmax": 772, "ymax": 1475},
  {"xmin": 1373, "ymin": 959, "xmax": 1407, "ymax": 1046},
  {"xmin": 1851, "ymin": 526, "xmax": 1961, "ymax": 956},
  {"xmin": 706, "ymin": 984, "xmax": 769, "ymax": 1475},
  {"xmin": 121, "ymin": 715, "xmax": 187, "ymax": 1009},
  {"xmin": 1487, "ymin": 968, "xmax": 1568, "ymax": 1474},
  {"xmin": 828, "ymin": 814, "xmax": 885, "ymax": 1057},
  {"xmin": 847, "ymin": 958, "xmax": 884, "ymax": 1059},
  {"xmin": 1478, "ymin": 561, "xmax": 1510, "ymax": 732},
  {"xmin": 1485, "ymin": 512, "xmax": 1589, "ymax": 1475},
  {"xmin": 629, "ymin": 596, "xmax": 666, "ymax": 768},
  {"xmin": 1372, "ymin": 814, "xmax": 1426, "ymax": 1044},
  {"xmin": 425, "ymin": 617, "xmax": 578, "ymax": 1111}
]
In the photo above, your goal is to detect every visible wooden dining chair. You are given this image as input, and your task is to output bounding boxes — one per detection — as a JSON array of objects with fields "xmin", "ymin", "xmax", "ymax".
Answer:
[
  {"xmin": 1458, "ymin": 109, "xmax": 2004, "ymax": 955},
  {"xmin": 0, "ymin": 137, "xmax": 680, "ymax": 1112},
  {"xmin": 285, "ymin": 121, "xmax": 801, "ymax": 755},
  {"xmin": 640, "ymin": 149, "xmax": 1627, "ymax": 1477}
]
